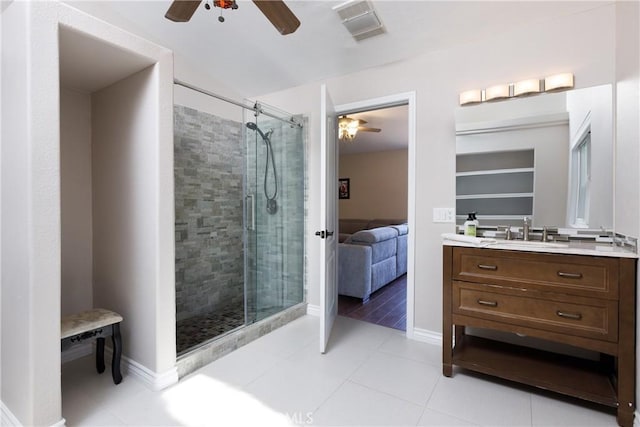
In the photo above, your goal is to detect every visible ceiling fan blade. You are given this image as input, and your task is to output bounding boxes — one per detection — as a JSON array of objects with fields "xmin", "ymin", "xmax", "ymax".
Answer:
[
  {"xmin": 165, "ymin": 0, "xmax": 202, "ymax": 22},
  {"xmin": 359, "ymin": 127, "xmax": 381, "ymax": 132},
  {"xmin": 252, "ymin": 0, "xmax": 300, "ymax": 35}
]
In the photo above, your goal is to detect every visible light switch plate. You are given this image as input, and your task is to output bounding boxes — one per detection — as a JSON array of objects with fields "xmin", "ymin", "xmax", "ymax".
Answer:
[{"xmin": 433, "ymin": 207, "xmax": 455, "ymax": 223}]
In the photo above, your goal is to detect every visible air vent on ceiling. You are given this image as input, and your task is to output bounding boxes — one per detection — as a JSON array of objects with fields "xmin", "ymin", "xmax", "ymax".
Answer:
[{"xmin": 333, "ymin": 0, "xmax": 386, "ymax": 42}]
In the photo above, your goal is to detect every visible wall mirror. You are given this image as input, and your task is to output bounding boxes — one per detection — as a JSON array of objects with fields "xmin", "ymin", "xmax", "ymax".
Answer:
[{"xmin": 455, "ymin": 84, "xmax": 613, "ymax": 231}]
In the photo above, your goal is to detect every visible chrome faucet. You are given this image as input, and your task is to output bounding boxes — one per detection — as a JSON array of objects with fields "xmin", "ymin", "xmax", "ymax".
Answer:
[
  {"xmin": 523, "ymin": 217, "xmax": 530, "ymax": 241},
  {"xmin": 505, "ymin": 226, "xmax": 513, "ymax": 240}
]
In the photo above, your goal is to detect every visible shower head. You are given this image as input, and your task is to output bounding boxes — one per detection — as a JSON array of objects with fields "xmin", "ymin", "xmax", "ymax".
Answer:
[
  {"xmin": 246, "ymin": 122, "xmax": 268, "ymax": 141},
  {"xmin": 246, "ymin": 122, "xmax": 274, "ymax": 143}
]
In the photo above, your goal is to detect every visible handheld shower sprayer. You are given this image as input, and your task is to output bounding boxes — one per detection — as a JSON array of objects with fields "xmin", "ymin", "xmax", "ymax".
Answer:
[{"xmin": 246, "ymin": 122, "xmax": 278, "ymax": 215}]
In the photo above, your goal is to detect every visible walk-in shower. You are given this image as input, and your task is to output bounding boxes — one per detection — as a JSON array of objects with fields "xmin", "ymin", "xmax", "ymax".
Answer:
[{"xmin": 173, "ymin": 82, "xmax": 304, "ymax": 357}]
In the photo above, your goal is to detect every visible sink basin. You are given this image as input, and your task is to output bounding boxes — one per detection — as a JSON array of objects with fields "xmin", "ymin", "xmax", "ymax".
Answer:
[{"xmin": 498, "ymin": 240, "xmax": 569, "ymax": 248}]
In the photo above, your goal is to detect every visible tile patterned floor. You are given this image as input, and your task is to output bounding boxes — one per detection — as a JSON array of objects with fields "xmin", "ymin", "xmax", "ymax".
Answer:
[
  {"xmin": 62, "ymin": 315, "xmax": 618, "ymax": 426},
  {"xmin": 176, "ymin": 305, "xmax": 290, "ymax": 355},
  {"xmin": 176, "ymin": 306, "xmax": 245, "ymax": 355}
]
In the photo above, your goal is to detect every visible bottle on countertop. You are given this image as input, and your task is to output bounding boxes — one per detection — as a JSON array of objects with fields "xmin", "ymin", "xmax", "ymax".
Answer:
[
  {"xmin": 464, "ymin": 212, "xmax": 477, "ymax": 237},
  {"xmin": 471, "ymin": 212, "xmax": 479, "ymax": 228}
]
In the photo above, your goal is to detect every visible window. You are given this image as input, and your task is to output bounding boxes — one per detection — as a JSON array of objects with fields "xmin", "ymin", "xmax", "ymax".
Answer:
[{"xmin": 572, "ymin": 130, "xmax": 591, "ymax": 227}]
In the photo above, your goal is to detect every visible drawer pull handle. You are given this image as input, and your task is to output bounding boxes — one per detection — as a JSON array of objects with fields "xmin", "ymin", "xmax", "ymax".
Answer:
[
  {"xmin": 557, "ymin": 271, "xmax": 583, "ymax": 279},
  {"xmin": 556, "ymin": 310, "xmax": 582, "ymax": 320},
  {"xmin": 477, "ymin": 264, "xmax": 498, "ymax": 271},
  {"xmin": 477, "ymin": 299, "xmax": 498, "ymax": 307}
]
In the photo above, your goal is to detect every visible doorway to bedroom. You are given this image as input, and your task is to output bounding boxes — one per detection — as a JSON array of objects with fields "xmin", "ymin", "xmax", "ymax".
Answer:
[{"xmin": 335, "ymin": 102, "xmax": 410, "ymax": 332}]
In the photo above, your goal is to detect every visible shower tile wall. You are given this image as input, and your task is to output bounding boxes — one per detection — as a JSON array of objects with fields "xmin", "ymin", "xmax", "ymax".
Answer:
[{"xmin": 174, "ymin": 105, "xmax": 244, "ymax": 323}]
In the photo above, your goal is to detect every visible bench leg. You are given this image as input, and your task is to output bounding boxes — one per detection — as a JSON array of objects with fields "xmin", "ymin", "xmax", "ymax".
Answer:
[
  {"xmin": 96, "ymin": 337, "xmax": 106, "ymax": 374},
  {"xmin": 111, "ymin": 323, "xmax": 123, "ymax": 384}
]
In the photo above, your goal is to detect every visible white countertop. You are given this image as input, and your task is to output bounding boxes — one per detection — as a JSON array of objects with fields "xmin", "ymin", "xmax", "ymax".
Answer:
[{"xmin": 443, "ymin": 238, "xmax": 639, "ymax": 258}]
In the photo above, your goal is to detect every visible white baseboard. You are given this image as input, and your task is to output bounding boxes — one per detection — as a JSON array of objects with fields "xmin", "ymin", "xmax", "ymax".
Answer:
[
  {"xmin": 1, "ymin": 400, "xmax": 21, "ymax": 427},
  {"xmin": 104, "ymin": 347, "xmax": 178, "ymax": 391},
  {"xmin": 61, "ymin": 343, "xmax": 92, "ymax": 364},
  {"xmin": 126, "ymin": 357, "xmax": 179, "ymax": 391},
  {"xmin": 306, "ymin": 304, "xmax": 320, "ymax": 317},
  {"xmin": 412, "ymin": 327, "xmax": 443, "ymax": 346},
  {"xmin": 635, "ymin": 410, "xmax": 639, "ymax": 427},
  {"xmin": 1, "ymin": 400, "xmax": 66, "ymax": 427}
]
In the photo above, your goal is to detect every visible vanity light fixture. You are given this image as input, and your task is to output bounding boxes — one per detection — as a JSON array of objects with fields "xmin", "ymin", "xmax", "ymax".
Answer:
[
  {"xmin": 484, "ymin": 84, "xmax": 511, "ymax": 102},
  {"xmin": 544, "ymin": 73, "xmax": 574, "ymax": 92},
  {"xmin": 459, "ymin": 72, "xmax": 574, "ymax": 106},
  {"xmin": 513, "ymin": 78, "xmax": 542, "ymax": 97},
  {"xmin": 459, "ymin": 89, "xmax": 483, "ymax": 106}
]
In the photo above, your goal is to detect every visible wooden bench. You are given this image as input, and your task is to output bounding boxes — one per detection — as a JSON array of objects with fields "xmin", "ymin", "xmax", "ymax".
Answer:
[{"xmin": 61, "ymin": 308, "xmax": 123, "ymax": 384}]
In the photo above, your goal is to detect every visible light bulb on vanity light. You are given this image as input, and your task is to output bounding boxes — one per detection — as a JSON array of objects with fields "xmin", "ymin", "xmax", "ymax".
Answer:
[
  {"xmin": 513, "ymin": 78, "xmax": 541, "ymax": 97},
  {"xmin": 484, "ymin": 84, "xmax": 511, "ymax": 102},
  {"xmin": 544, "ymin": 73, "xmax": 574, "ymax": 92},
  {"xmin": 459, "ymin": 89, "xmax": 483, "ymax": 106}
]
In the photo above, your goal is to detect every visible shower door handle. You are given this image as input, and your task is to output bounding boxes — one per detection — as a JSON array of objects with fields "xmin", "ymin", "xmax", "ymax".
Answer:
[{"xmin": 246, "ymin": 194, "xmax": 255, "ymax": 230}]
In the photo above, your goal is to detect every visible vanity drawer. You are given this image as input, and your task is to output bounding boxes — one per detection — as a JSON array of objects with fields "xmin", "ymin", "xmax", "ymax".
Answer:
[
  {"xmin": 452, "ymin": 281, "xmax": 618, "ymax": 342},
  {"xmin": 452, "ymin": 247, "xmax": 618, "ymax": 299}
]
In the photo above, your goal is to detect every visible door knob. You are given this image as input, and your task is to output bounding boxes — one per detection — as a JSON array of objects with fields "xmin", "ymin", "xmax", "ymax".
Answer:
[{"xmin": 315, "ymin": 230, "xmax": 334, "ymax": 239}]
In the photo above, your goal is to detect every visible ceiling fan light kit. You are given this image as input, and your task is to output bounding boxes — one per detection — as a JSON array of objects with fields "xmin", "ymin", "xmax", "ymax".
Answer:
[
  {"xmin": 164, "ymin": 0, "xmax": 300, "ymax": 35},
  {"xmin": 339, "ymin": 116, "xmax": 359, "ymax": 141},
  {"xmin": 338, "ymin": 115, "xmax": 381, "ymax": 142}
]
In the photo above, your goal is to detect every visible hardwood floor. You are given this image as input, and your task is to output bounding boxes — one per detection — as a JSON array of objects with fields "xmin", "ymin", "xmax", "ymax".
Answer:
[{"xmin": 338, "ymin": 274, "xmax": 407, "ymax": 331}]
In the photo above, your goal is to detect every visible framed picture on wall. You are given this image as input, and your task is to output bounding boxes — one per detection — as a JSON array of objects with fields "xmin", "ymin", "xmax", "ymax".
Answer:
[{"xmin": 339, "ymin": 178, "xmax": 350, "ymax": 199}]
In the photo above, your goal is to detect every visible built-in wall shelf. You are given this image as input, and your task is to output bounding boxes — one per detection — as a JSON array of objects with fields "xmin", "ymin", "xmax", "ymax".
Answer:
[
  {"xmin": 456, "ymin": 193, "xmax": 534, "ymax": 200},
  {"xmin": 456, "ymin": 167, "xmax": 534, "ymax": 177},
  {"xmin": 456, "ymin": 150, "xmax": 534, "ymax": 226}
]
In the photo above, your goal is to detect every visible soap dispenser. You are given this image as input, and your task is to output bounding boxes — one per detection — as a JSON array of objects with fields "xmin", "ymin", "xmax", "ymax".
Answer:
[
  {"xmin": 471, "ymin": 212, "xmax": 479, "ymax": 228},
  {"xmin": 464, "ymin": 213, "xmax": 477, "ymax": 237}
]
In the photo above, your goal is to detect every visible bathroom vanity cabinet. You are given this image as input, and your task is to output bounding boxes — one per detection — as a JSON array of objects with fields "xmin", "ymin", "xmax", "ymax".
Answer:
[{"xmin": 442, "ymin": 245, "xmax": 636, "ymax": 427}]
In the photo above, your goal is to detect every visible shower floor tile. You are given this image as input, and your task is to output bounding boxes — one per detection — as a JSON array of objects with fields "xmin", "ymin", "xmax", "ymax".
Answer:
[{"xmin": 176, "ymin": 306, "xmax": 245, "ymax": 355}]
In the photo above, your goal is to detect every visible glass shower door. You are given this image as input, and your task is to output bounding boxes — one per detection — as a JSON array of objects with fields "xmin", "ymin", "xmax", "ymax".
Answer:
[{"xmin": 244, "ymin": 103, "xmax": 304, "ymax": 323}]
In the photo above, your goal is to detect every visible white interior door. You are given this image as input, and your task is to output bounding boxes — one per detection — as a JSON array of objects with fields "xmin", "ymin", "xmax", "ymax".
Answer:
[{"xmin": 318, "ymin": 84, "xmax": 338, "ymax": 353}]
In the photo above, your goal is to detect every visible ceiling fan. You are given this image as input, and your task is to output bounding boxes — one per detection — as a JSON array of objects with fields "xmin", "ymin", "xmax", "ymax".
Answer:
[
  {"xmin": 338, "ymin": 115, "xmax": 381, "ymax": 142},
  {"xmin": 165, "ymin": 0, "xmax": 300, "ymax": 35}
]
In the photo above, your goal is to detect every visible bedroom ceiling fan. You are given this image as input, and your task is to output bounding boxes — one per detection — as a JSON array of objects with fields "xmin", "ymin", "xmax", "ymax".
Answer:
[
  {"xmin": 338, "ymin": 115, "xmax": 381, "ymax": 142},
  {"xmin": 165, "ymin": 0, "xmax": 300, "ymax": 35}
]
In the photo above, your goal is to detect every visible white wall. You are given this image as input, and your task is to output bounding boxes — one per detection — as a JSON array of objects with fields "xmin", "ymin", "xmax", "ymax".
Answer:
[
  {"xmin": 614, "ymin": 0, "xmax": 640, "ymax": 419},
  {"xmin": 0, "ymin": 2, "xmax": 3, "ymax": 406},
  {"xmin": 1, "ymin": 2, "xmax": 61, "ymax": 424},
  {"xmin": 1, "ymin": 2, "xmax": 174, "ymax": 424},
  {"xmin": 257, "ymin": 4, "xmax": 618, "ymax": 333},
  {"xmin": 339, "ymin": 149, "xmax": 408, "ymax": 220},
  {"xmin": 92, "ymin": 65, "xmax": 176, "ymax": 374},
  {"xmin": 174, "ymin": 54, "xmax": 245, "ymax": 122},
  {"xmin": 60, "ymin": 0, "xmax": 245, "ymax": 121},
  {"xmin": 60, "ymin": 87, "xmax": 94, "ymax": 316},
  {"xmin": 615, "ymin": 2, "xmax": 640, "ymax": 239}
]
